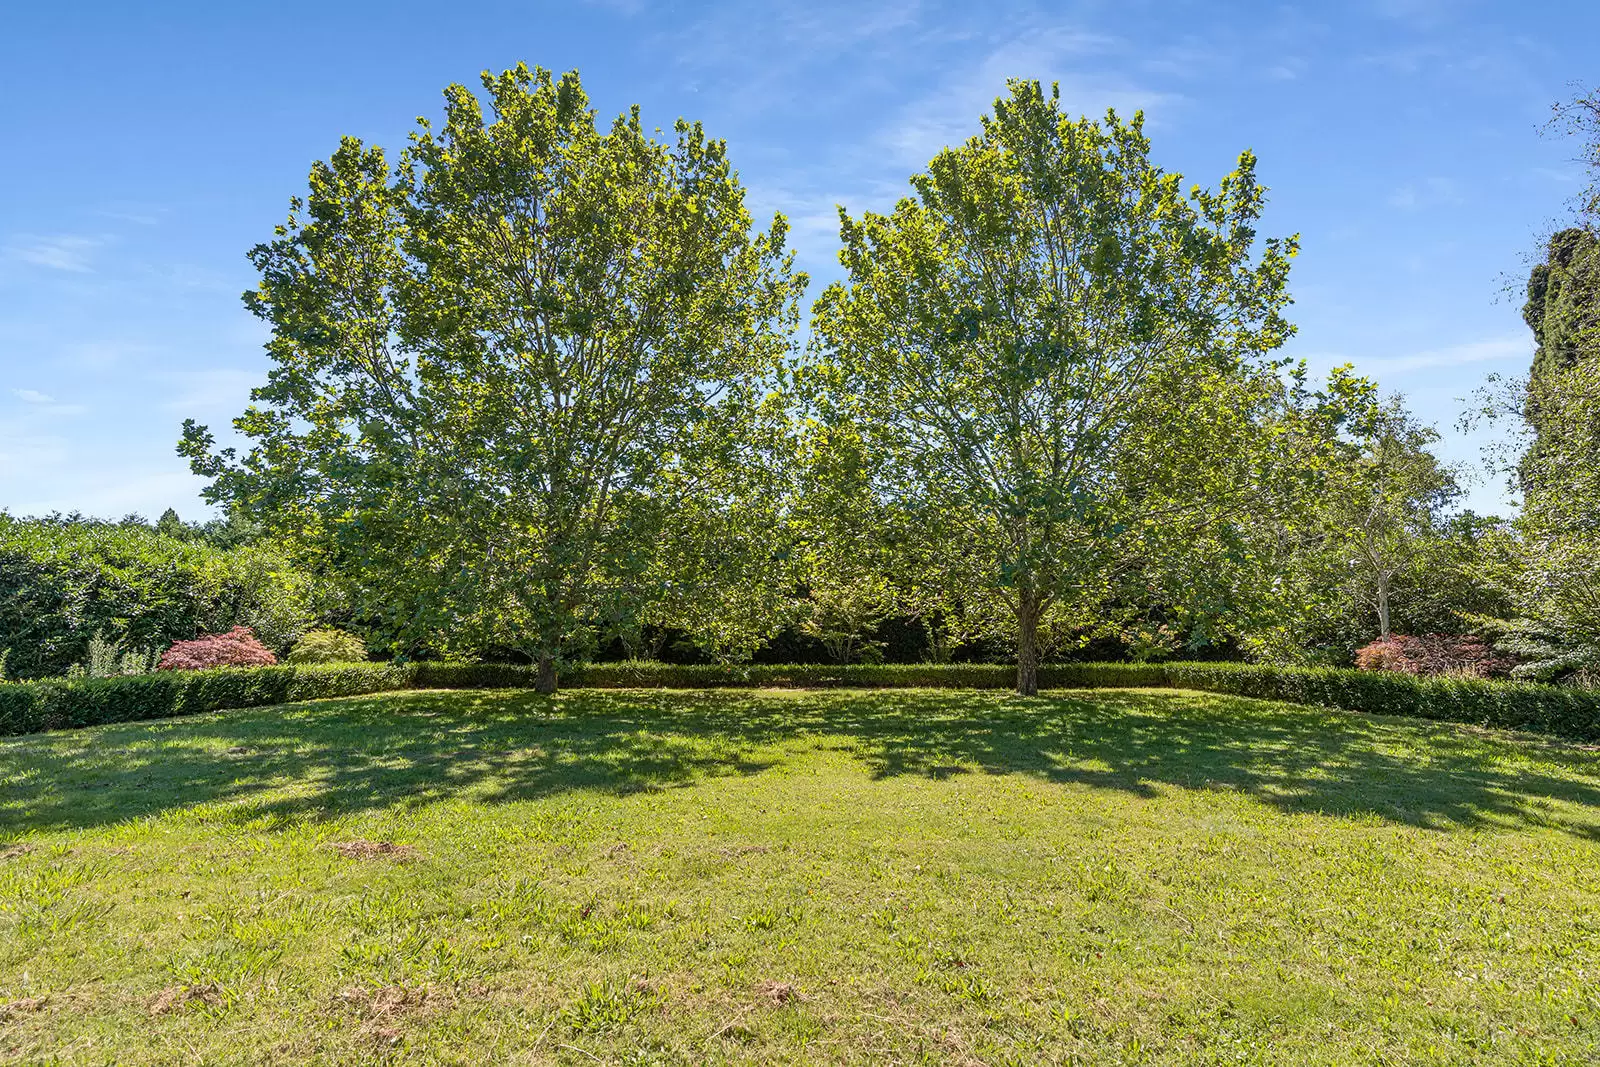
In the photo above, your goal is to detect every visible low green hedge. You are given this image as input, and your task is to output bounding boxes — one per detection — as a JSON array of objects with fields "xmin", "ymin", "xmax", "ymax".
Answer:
[
  {"xmin": 4, "ymin": 659, "xmax": 1598, "ymax": 743},
  {"xmin": 1164, "ymin": 662, "xmax": 1600, "ymax": 742},
  {"xmin": 0, "ymin": 663, "xmax": 411, "ymax": 736},
  {"xmin": 411, "ymin": 661, "xmax": 1171, "ymax": 691},
  {"xmin": 405, "ymin": 660, "xmax": 1600, "ymax": 741}
]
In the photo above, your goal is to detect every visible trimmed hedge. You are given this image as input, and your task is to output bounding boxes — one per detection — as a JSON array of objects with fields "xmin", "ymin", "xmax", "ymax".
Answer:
[
  {"xmin": 3, "ymin": 659, "xmax": 1598, "ymax": 744},
  {"xmin": 1164, "ymin": 662, "xmax": 1600, "ymax": 742},
  {"xmin": 0, "ymin": 663, "xmax": 411, "ymax": 736},
  {"xmin": 411, "ymin": 661, "xmax": 1172, "ymax": 691},
  {"xmin": 410, "ymin": 661, "xmax": 1600, "ymax": 740}
]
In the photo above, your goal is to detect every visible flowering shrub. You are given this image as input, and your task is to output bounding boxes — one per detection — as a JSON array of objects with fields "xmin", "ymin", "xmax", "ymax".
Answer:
[
  {"xmin": 1354, "ymin": 634, "xmax": 1511, "ymax": 678},
  {"xmin": 157, "ymin": 627, "xmax": 278, "ymax": 671}
]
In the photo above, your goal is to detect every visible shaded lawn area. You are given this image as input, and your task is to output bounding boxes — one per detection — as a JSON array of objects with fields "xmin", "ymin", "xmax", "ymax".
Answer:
[{"xmin": 1, "ymin": 687, "xmax": 1599, "ymax": 1064}]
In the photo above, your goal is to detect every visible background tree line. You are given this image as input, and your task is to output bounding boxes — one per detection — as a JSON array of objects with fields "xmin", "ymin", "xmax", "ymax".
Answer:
[{"xmin": 10, "ymin": 69, "xmax": 1591, "ymax": 694}]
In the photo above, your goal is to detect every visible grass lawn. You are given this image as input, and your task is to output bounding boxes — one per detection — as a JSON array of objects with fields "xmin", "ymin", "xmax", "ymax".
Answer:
[{"xmin": 2, "ymin": 687, "xmax": 1599, "ymax": 1065}]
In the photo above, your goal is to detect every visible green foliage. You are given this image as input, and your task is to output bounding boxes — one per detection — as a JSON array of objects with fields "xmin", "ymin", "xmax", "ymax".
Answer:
[
  {"xmin": 0, "ymin": 513, "xmax": 317, "ymax": 680},
  {"xmin": 5, "ymin": 656, "xmax": 1600, "ymax": 742},
  {"xmin": 0, "ymin": 663, "xmax": 410, "ymax": 736},
  {"xmin": 1166, "ymin": 661, "xmax": 1600, "ymax": 741},
  {"xmin": 410, "ymin": 660, "xmax": 1172, "ymax": 691},
  {"xmin": 804, "ymin": 79, "xmax": 1351, "ymax": 694},
  {"xmin": 70, "ymin": 630, "xmax": 158, "ymax": 679},
  {"xmin": 1524, "ymin": 228, "xmax": 1600, "ymax": 388},
  {"xmin": 1328, "ymin": 399, "xmax": 1462, "ymax": 638},
  {"xmin": 285, "ymin": 628, "xmax": 369, "ymax": 664},
  {"xmin": 1249, "ymin": 398, "xmax": 1496, "ymax": 663},
  {"xmin": 1455, "ymin": 88, "xmax": 1600, "ymax": 685},
  {"xmin": 182, "ymin": 64, "xmax": 804, "ymax": 691}
]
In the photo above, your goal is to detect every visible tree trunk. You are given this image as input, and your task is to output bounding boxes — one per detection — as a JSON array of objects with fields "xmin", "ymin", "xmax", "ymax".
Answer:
[
  {"xmin": 1016, "ymin": 591, "xmax": 1041, "ymax": 697},
  {"xmin": 1376, "ymin": 574, "xmax": 1392, "ymax": 639},
  {"xmin": 535, "ymin": 653, "xmax": 557, "ymax": 695}
]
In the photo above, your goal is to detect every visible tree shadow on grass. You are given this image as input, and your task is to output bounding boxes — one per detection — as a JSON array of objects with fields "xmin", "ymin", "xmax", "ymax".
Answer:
[{"xmin": 3, "ymin": 687, "xmax": 1600, "ymax": 841}]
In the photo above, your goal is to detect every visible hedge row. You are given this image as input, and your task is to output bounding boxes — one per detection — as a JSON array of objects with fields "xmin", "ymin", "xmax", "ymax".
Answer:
[
  {"xmin": 0, "ymin": 663, "xmax": 411, "ymax": 736},
  {"xmin": 411, "ymin": 661, "xmax": 1173, "ymax": 691},
  {"xmin": 4, "ymin": 660, "xmax": 1599, "ymax": 743},
  {"xmin": 1163, "ymin": 662, "xmax": 1600, "ymax": 742}
]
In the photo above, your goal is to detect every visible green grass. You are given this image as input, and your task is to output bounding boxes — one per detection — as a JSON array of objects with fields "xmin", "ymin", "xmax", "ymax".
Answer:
[{"xmin": 2, "ymin": 687, "xmax": 1599, "ymax": 1065}]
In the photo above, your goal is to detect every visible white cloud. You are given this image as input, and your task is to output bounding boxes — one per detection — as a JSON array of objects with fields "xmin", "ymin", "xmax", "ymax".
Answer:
[
  {"xmin": 879, "ymin": 27, "xmax": 1168, "ymax": 169},
  {"xmin": 94, "ymin": 206, "xmax": 164, "ymax": 226},
  {"xmin": 158, "ymin": 368, "xmax": 264, "ymax": 414},
  {"xmin": 584, "ymin": 0, "xmax": 647, "ymax": 15},
  {"xmin": 2, "ymin": 234, "xmax": 108, "ymax": 273},
  {"xmin": 1530, "ymin": 165, "xmax": 1580, "ymax": 184},
  {"xmin": 1315, "ymin": 336, "xmax": 1532, "ymax": 375},
  {"xmin": 1387, "ymin": 176, "xmax": 1465, "ymax": 211},
  {"xmin": 9, "ymin": 468, "xmax": 213, "ymax": 521},
  {"xmin": 4, "ymin": 388, "xmax": 86, "ymax": 418}
]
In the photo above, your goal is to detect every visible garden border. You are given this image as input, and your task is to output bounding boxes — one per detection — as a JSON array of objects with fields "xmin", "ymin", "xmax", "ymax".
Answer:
[{"xmin": 3, "ymin": 660, "xmax": 1598, "ymax": 742}]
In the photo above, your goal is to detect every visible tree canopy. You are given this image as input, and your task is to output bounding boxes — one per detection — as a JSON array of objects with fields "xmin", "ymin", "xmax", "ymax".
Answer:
[
  {"xmin": 804, "ymin": 80, "xmax": 1356, "ymax": 694},
  {"xmin": 182, "ymin": 65, "xmax": 805, "ymax": 690}
]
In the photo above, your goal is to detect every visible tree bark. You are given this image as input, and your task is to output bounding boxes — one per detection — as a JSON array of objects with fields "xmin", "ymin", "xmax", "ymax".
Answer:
[
  {"xmin": 1376, "ymin": 573, "xmax": 1392, "ymax": 639},
  {"xmin": 535, "ymin": 653, "xmax": 558, "ymax": 695},
  {"xmin": 1016, "ymin": 591, "xmax": 1041, "ymax": 697}
]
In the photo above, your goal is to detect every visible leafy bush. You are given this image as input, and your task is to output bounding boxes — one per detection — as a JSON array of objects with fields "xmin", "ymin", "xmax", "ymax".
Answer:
[
  {"xmin": 287, "ymin": 628, "xmax": 369, "ymax": 664},
  {"xmin": 68, "ymin": 630, "xmax": 159, "ymax": 679},
  {"xmin": 0, "ymin": 513, "xmax": 320, "ymax": 679},
  {"xmin": 158, "ymin": 627, "xmax": 278, "ymax": 671},
  {"xmin": 1353, "ymin": 634, "xmax": 1511, "ymax": 678}
]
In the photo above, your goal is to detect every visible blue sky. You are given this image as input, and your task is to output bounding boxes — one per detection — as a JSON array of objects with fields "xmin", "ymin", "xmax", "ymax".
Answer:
[{"xmin": 1, "ymin": 0, "xmax": 1594, "ymax": 519}]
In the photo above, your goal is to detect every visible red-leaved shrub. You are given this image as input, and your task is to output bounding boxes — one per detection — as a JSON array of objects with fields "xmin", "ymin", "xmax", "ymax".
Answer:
[
  {"xmin": 1354, "ymin": 633, "xmax": 1511, "ymax": 678},
  {"xmin": 157, "ymin": 626, "xmax": 278, "ymax": 671}
]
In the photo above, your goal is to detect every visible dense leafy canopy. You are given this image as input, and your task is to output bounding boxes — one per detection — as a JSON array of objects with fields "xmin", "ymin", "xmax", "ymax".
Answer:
[
  {"xmin": 65, "ymin": 72, "xmax": 1571, "ymax": 687},
  {"xmin": 183, "ymin": 65, "xmax": 805, "ymax": 690},
  {"xmin": 805, "ymin": 80, "xmax": 1357, "ymax": 693}
]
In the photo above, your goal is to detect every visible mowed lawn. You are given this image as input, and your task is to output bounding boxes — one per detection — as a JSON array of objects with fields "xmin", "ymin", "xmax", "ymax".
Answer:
[{"xmin": 2, "ymin": 688, "xmax": 1600, "ymax": 1065}]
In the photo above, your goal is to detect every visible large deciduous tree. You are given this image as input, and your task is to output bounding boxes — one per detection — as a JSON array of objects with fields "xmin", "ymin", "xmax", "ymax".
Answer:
[
  {"xmin": 1328, "ymin": 399, "xmax": 1461, "ymax": 639},
  {"xmin": 182, "ymin": 66, "xmax": 805, "ymax": 691},
  {"xmin": 806, "ymin": 80, "xmax": 1343, "ymax": 695}
]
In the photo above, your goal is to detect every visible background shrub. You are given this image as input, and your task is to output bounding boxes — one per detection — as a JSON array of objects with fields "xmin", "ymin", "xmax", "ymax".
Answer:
[
  {"xmin": 1353, "ymin": 634, "xmax": 1512, "ymax": 677},
  {"xmin": 287, "ymin": 628, "xmax": 369, "ymax": 664},
  {"xmin": 0, "ymin": 513, "xmax": 321, "ymax": 679},
  {"xmin": 158, "ymin": 627, "xmax": 278, "ymax": 671}
]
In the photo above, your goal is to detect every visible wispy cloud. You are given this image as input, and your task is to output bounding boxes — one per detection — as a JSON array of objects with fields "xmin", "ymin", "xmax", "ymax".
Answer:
[
  {"xmin": 93, "ymin": 205, "xmax": 165, "ymax": 227},
  {"xmin": 1387, "ymin": 176, "xmax": 1466, "ymax": 210},
  {"xmin": 879, "ymin": 27, "xmax": 1170, "ymax": 169},
  {"xmin": 7, "ymin": 387, "xmax": 86, "ymax": 417},
  {"xmin": 1336, "ymin": 336, "xmax": 1532, "ymax": 374},
  {"xmin": 2, "ymin": 234, "xmax": 108, "ymax": 273},
  {"xmin": 1530, "ymin": 165, "xmax": 1580, "ymax": 184},
  {"xmin": 10, "ymin": 469, "xmax": 210, "ymax": 521},
  {"xmin": 1369, "ymin": 0, "xmax": 1464, "ymax": 29},
  {"xmin": 158, "ymin": 368, "xmax": 264, "ymax": 414}
]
